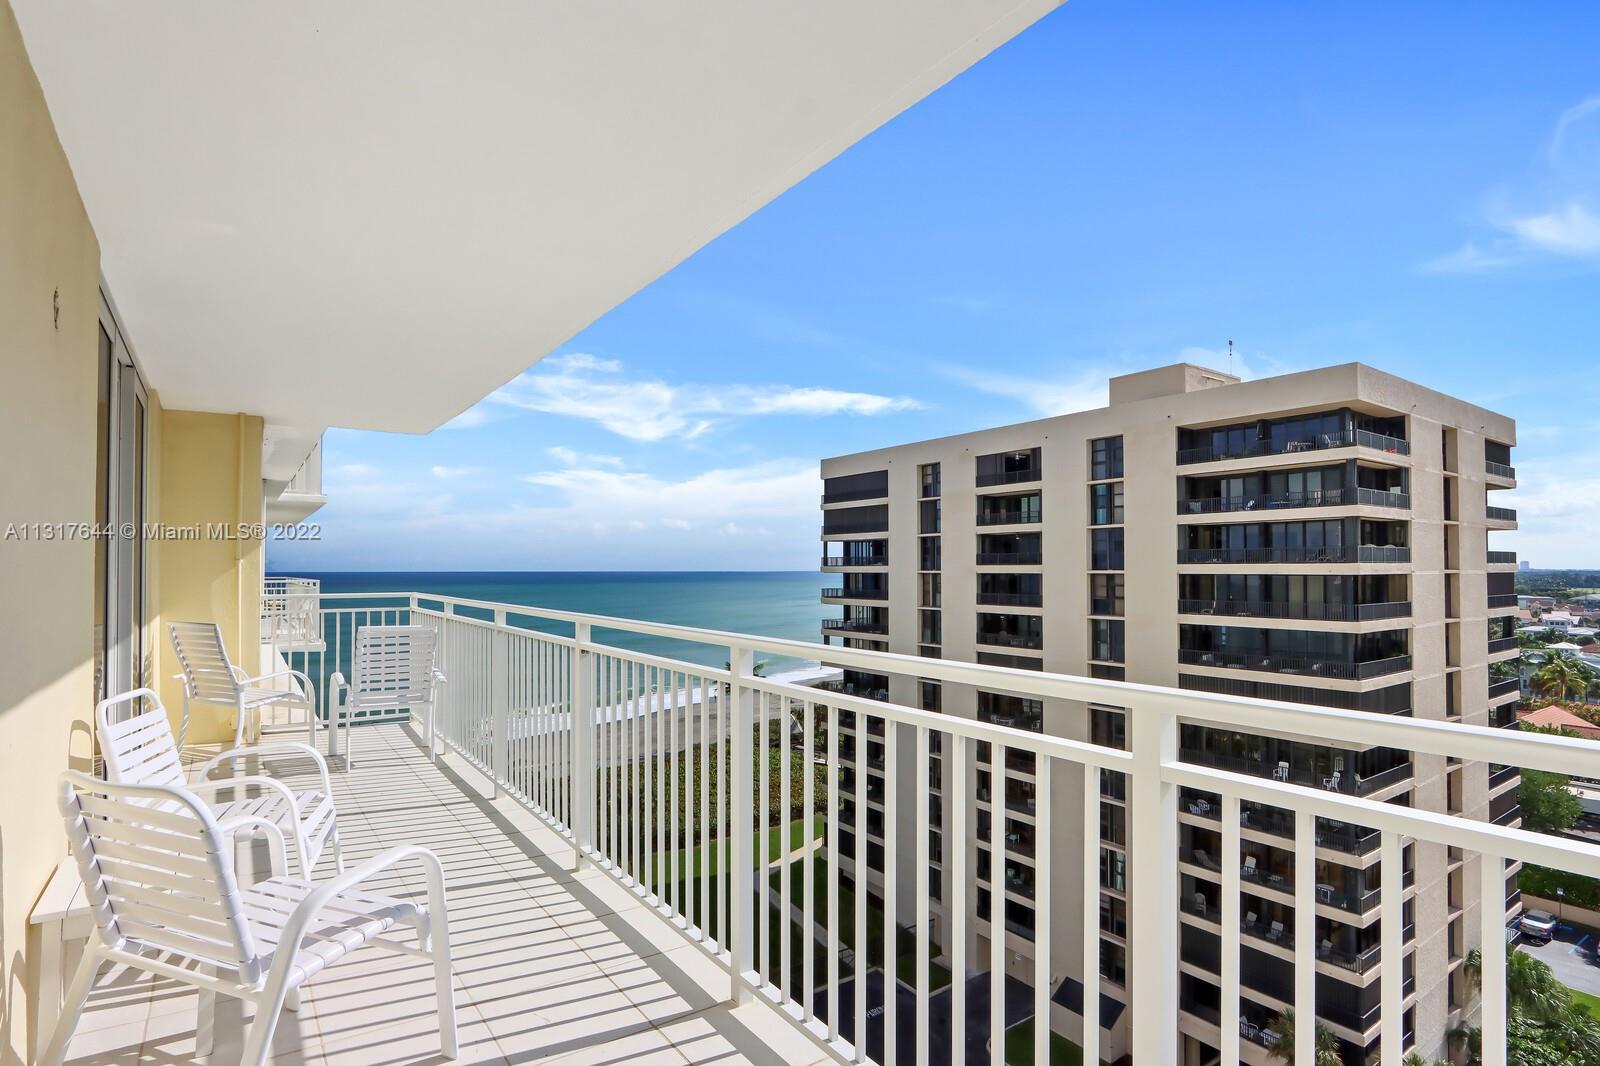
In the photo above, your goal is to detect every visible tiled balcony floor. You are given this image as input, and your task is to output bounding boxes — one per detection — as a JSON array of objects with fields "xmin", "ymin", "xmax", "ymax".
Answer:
[{"xmin": 63, "ymin": 726, "xmax": 829, "ymax": 1065}]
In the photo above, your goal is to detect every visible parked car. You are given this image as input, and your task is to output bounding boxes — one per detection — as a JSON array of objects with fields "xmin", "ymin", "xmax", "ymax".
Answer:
[{"xmin": 1521, "ymin": 910, "xmax": 1558, "ymax": 943}]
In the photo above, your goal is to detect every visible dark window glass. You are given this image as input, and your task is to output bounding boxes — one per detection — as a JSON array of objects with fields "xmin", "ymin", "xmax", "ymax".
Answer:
[
  {"xmin": 1091, "ymin": 436, "xmax": 1124, "ymax": 480},
  {"xmin": 1091, "ymin": 528, "xmax": 1125, "ymax": 570}
]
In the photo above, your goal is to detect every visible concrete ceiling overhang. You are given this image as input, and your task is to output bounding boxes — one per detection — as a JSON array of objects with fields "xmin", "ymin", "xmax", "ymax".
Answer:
[{"xmin": 15, "ymin": 0, "xmax": 1062, "ymax": 435}]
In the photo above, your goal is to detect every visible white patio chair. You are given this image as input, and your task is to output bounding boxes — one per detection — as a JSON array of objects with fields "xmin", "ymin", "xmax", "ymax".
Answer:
[
  {"xmin": 170, "ymin": 620, "xmax": 316, "ymax": 748},
  {"xmin": 42, "ymin": 771, "xmax": 455, "ymax": 1066},
  {"xmin": 96, "ymin": 688, "xmax": 342, "ymax": 879},
  {"xmin": 330, "ymin": 624, "xmax": 445, "ymax": 770},
  {"xmin": 1242, "ymin": 855, "xmax": 1258, "ymax": 878}
]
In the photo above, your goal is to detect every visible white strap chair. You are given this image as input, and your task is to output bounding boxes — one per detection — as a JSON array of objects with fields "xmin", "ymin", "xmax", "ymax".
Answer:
[
  {"xmin": 43, "ymin": 771, "xmax": 456, "ymax": 1066},
  {"xmin": 96, "ymin": 688, "xmax": 342, "ymax": 879},
  {"xmin": 330, "ymin": 624, "xmax": 445, "ymax": 770},
  {"xmin": 170, "ymin": 620, "xmax": 316, "ymax": 748}
]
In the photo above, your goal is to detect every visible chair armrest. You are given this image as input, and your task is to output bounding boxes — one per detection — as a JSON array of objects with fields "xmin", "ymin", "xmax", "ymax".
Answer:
[
  {"xmin": 432, "ymin": 669, "xmax": 448, "ymax": 685},
  {"xmin": 195, "ymin": 742, "xmax": 334, "ymax": 798},
  {"xmin": 239, "ymin": 668, "xmax": 316, "ymax": 702},
  {"xmin": 214, "ymin": 815, "xmax": 289, "ymax": 880},
  {"xmin": 186, "ymin": 775, "xmax": 300, "ymax": 816},
  {"xmin": 330, "ymin": 671, "xmax": 348, "ymax": 695},
  {"xmin": 279, "ymin": 846, "xmax": 448, "ymax": 956}
]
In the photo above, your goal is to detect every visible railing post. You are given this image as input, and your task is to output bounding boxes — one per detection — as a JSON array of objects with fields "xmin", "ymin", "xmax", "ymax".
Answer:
[
  {"xmin": 491, "ymin": 608, "xmax": 509, "ymax": 799},
  {"xmin": 727, "ymin": 644, "xmax": 755, "ymax": 1004},
  {"xmin": 1129, "ymin": 704, "xmax": 1179, "ymax": 1065},
  {"xmin": 572, "ymin": 622, "xmax": 595, "ymax": 869}
]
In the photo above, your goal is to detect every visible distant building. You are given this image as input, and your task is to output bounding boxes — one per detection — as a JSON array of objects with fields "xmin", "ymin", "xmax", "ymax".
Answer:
[
  {"xmin": 1519, "ymin": 705, "xmax": 1600, "ymax": 740},
  {"xmin": 1520, "ymin": 560, "xmax": 1532, "ymax": 571}
]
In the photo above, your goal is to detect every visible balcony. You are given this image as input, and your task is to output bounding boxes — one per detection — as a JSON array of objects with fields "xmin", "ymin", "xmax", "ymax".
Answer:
[
  {"xmin": 1177, "ymin": 599, "xmax": 1411, "ymax": 623},
  {"xmin": 976, "ymin": 630, "xmax": 1044, "ymax": 651},
  {"xmin": 822, "ymin": 617, "xmax": 888, "ymax": 636},
  {"xmin": 1486, "ymin": 460, "xmax": 1516, "ymax": 480},
  {"xmin": 1488, "ymin": 551, "xmax": 1518, "ymax": 566},
  {"xmin": 1488, "ymin": 636, "xmax": 1519, "ymax": 654},
  {"xmin": 1177, "ymin": 487, "xmax": 1410, "ymax": 515},
  {"xmin": 1178, "ymin": 649, "xmax": 1412, "ymax": 680},
  {"xmin": 977, "ymin": 591, "xmax": 1044, "ymax": 607},
  {"xmin": 821, "ymin": 586, "xmax": 887, "ymax": 602},
  {"xmin": 821, "ymin": 552, "xmax": 887, "ymax": 568},
  {"xmin": 1486, "ymin": 505, "xmax": 1518, "ymax": 523},
  {"xmin": 1176, "ymin": 545, "xmax": 1410, "ymax": 564},
  {"xmin": 51, "ymin": 584, "xmax": 1599, "ymax": 1066},
  {"xmin": 1488, "ymin": 593, "xmax": 1518, "ymax": 608},
  {"xmin": 976, "ymin": 509, "xmax": 1041, "ymax": 526},
  {"xmin": 1489, "ymin": 677, "xmax": 1522, "ymax": 700},
  {"xmin": 1176, "ymin": 428, "xmax": 1410, "ymax": 465},
  {"xmin": 976, "ymin": 550, "xmax": 1042, "ymax": 566}
]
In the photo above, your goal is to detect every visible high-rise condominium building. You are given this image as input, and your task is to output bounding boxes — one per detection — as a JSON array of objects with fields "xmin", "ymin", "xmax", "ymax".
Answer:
[{"xmin": 818, "ymin": 362, "xmax": 1520, "ymax": 1064}]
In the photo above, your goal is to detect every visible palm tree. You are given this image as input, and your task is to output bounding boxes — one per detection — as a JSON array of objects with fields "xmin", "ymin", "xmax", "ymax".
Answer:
[
  {"xmin": 1266, "ymin": 1009, "xmax": 1344, "ymax": 1066},
  {"xmin": 1534, "ymin": 652, "xmax": 1593, "ymax": 703},
  {"xmin": 1462, "ymin": 946, "xmax": 1572, "ymax": 1022}
]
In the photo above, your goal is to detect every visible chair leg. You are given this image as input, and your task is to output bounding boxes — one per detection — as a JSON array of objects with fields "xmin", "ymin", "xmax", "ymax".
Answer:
[
  {"xmin": 196, "ymin": 966, "xmax": 216, "ymax": 1057},
  {"xmin": 240, "ymin": 973, "xmax": 295, "ymax": 1066},
  {"xmin": 431, "ymin": 915, "xmax": 458, "ymax": 1058},
  {"xmin": 38, "ymin": 944, "xmax": 101, "ymax": 1066},
  {"xmin": 331, "ymin": 823, "xmax": 347, "ymax": 874}
]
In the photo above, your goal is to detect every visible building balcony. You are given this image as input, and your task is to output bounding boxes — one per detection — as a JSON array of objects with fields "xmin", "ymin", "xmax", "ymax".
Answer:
[
  {"xmin": 976, "ymin": 550, "xmax": 1042, "ymax": 566},
  {"xmin": 822, "ymin": 617, "xmax": 888, "ymax": 636},
  {"xmin": 1486, "ymin": 506, "xmax": 1518, "ymax": 526},
  {"xmin": 1489, "ymin": 677, "xmax": 1522, "ymax": 701},
  {"xmin": 1488, "ymin": 551, "xmax": 1518, "ymax": 566},
  {"xmin": 976, "ymin": 509, "xmax": 1041, "ymax": 526},
  {"xmin": 1176, "ymin": 428, "xmax": 1410, "ymax": 466},
  {"xmin": 47, "ymin": 583, "xmax": 1594, "ymax": 1066},
  {"xmin": 1486, "ymin": 460, "xmax": 1517, "ymax": 482},
  {"xmin": 1488, "ymin": 636, "xmax": 1519, "ymax": 654},
  {"xmin": 975, "ymin": 468, "xmax": 1041, "ymax": 488},
  {"xmin": 976, "ymin": 630, "xmax": 1044, "ymax": 651},
  {"xmin": 1177, "ymin": 599, "xmax": 1411, "ymax": 623},
  {"xmin": 1488, "ymin": 593, "xmax": 1519, "ymax": 609},
  {"xmin": 1177, "ymin": 487, "xmax": 1410, "ymax": 515},
  {"xmin": 821, "ymin": 586, "xmax": 887, "ymax": 603},
  {"xmin": 1178, "ymin": 649, "xmax": 1412, "ymax": 680},
  {"xmin": 977, "ymin": 591, "xmax": 1044, "ymax": 608},
  {"xmin": 820, "ymin": 487, "xmax": 889, "ymax": 506},
  {"xmin": 1177, "ymin": 546, "xmax": 1410, "ymax": 565},
  {"xmin": 821, "ymin": 553, "xmax": 887, "ymax": 568}
]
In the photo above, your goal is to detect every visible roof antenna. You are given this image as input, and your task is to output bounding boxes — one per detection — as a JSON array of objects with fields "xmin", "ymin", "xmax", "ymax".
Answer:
[{"xmin": 1227, "ymin": 338, "xmax": 1234, "ymax": 377}]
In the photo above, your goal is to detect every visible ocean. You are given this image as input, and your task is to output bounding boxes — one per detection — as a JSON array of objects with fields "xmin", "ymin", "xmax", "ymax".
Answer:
[{"xmin": 281, "ymin": 571, "xmax": 832, "ymax": 671}]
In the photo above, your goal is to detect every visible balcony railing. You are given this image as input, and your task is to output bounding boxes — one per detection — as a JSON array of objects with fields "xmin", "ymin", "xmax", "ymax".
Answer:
[
  {"xmin": 1177, "ymin": 487, "xmax": 1409, "ymax": 515},
  {"xmin": 1176, "ymin": 428, "xmax": 1411, "ymax": 465},
  {"xmin": 268, "ymin": 584, "xmax": 1598, "ymax": 1066},
  {"xmin": 1486, "ymin": 506, "xmax": 1518, "ymax": 522},
  {"xmin": 976, "ymin": 630, "xmax": 1044, "ymax": 651},
  {"xmin": 976, "ymin": 509, "xmax": 1041, "ymax": 526},
  {"xmin": 1486, "ymin": 461, "xmax": 1516, "ymax": 480},
  {"xmin": 822, "ymin": 618, "xmax": 887, "ymax": 635},
  {"xmin": 1488, "ymin": 551, "xmax": 1518, "ymax": 565},
  {"xmin": 821, "ymin": 553, "xmax": 887, "ymax": 567},
  {"xmin": 821, "ymin": 486, "xmax": 888, "ymax": 505},
  {"xmin": 821, "ymin": 587, "xmax": 887, "ymax": 601},
  {"xmin": 977, "ymin": 591, "xmax": 1044, "ymax": 607},
  {"xmin": 1178, "ymin": 649, "xmax": 1412, "ymax": 679},
  {"xmin": 1489, "ymin": 677, "xmax": 1522, "ymax": 700},
  {"xmin": 261, "ymin": 575, "xmax": 323, "ymax": 647},
  {"xmin": 821, "ymin": 520, "xmax": 889, "ymax": 536},
  {"xmin": 975, "ymin": 468, "xmax": 1041, "ymax": 488},
  {"xmin": 1177, "ymin": 545, "xmax": 1410, "ymax": 564},
  {"xmin": 1488, "ymin": 636, "xmax": 1519, "ymax": 654},
  {"xmin": 1488, "ymin": 593, "xmax": 1518, "ymax": 608},
  {"xmin": 1177, "ymin": 598, "xmax": 1411, "ymax": 622},
  {"xmin": 976, "ymin": 550, "xmax": 1042, "ymax": 565}
]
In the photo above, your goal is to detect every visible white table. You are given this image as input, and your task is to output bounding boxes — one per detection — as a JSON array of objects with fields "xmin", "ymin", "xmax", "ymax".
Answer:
[{"xmin": 28, "ymin": 857, "xmax": 93, "ymax": 1062}]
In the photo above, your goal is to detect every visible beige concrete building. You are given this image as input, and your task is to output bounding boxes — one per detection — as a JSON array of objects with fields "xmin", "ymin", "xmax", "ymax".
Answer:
[{"xmin": 820, "ymin": 362, "xmax": 1522, "ymax": 1064}]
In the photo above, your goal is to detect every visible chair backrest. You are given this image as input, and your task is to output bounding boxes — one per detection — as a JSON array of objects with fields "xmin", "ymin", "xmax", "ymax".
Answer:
[
  {"xmin": 58, "ymin": 770, "xmax": 262, "ymax": 981},
  {"xmin": 96, "ymin": 689, "xmax": 185, "ymax": 788},
  {"xmin": 351, "ymin": 625, "xmax": 440, "ymax": 711},
  {"xmin": 170, "ymin": 621, "xmax": 242, "ymax": 704}
]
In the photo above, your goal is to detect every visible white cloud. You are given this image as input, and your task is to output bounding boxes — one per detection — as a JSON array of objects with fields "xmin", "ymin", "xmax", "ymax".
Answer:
[
  {"xmin": 522, "ymin": 460, "xmax": 819, "ymax": 532},
  {"xmin": 940, "ymin": 364, "xmax": 1110, "ymax": 417},
  {"xmin": 545, "ymin": 446, "xmax": 624, "ymax": 468},
  {"xmin": 1427, "ymin": 96, "xmax": 1600, "ymax": 271},
  {"xmin": 1506, "ymin": 203, "xmax": 1600, "ymax": 257},
  {"xmin": 488, "ymin": 355, "xmax": 920, "ymax": 442},
  {"xmin": 438, "ymin": 406, "xmax": 495, "ymax": 430},
  {"xmin": 430, "ymin": 465, "xmax": 476, "ymax": 480}
]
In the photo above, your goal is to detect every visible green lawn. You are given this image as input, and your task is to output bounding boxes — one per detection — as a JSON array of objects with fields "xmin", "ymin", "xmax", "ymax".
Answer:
[
  {"xmin": 1570, "ymin": 986, "xmax": 1600, "ymax": 1022},
  {"xmin": 1002, "ymin": 1019, "xmax": 1105, "ymax": 1066}
]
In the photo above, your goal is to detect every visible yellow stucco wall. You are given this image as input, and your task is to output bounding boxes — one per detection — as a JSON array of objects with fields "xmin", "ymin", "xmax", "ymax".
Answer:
[
  {"xmin": 157, "ymin": 411, "xmax": 265, "ymax": 743},
  {"xmin": 0, "ymin": 1, "xmax": 101, "ymax": 1060}
]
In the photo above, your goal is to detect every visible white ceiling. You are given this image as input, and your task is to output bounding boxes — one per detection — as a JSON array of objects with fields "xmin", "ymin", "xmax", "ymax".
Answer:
[{"xmin": 15, "ymin": 0, "xmax": 1061, "ymax": 435}]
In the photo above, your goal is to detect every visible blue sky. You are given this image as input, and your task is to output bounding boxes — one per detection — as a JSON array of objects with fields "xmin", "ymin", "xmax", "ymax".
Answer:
[{"xmin": 271, "ymin": 0, "xmax": 1600, "ymax": 572}]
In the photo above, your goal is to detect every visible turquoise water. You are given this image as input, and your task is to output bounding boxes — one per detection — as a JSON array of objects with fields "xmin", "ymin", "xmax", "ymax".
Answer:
[{"xmin": 281, "ymin": 571, "xmax": 831, "ymax": 671}]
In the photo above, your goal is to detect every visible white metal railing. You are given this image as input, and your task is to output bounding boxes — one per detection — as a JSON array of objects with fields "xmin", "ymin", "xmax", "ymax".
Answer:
[
  {"xmin": 261, "ymin": 576, "xmax": 322, "ymax": 647},
  {"xmin": 268, "ymin": 587, "xmax": 1600, "ymax": 1066}
]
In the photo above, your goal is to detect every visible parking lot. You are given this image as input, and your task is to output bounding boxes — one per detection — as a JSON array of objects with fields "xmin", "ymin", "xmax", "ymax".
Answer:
[{"xmin": 1517, "ymin": 917, "xmax": 1600, "ymax": 995}]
